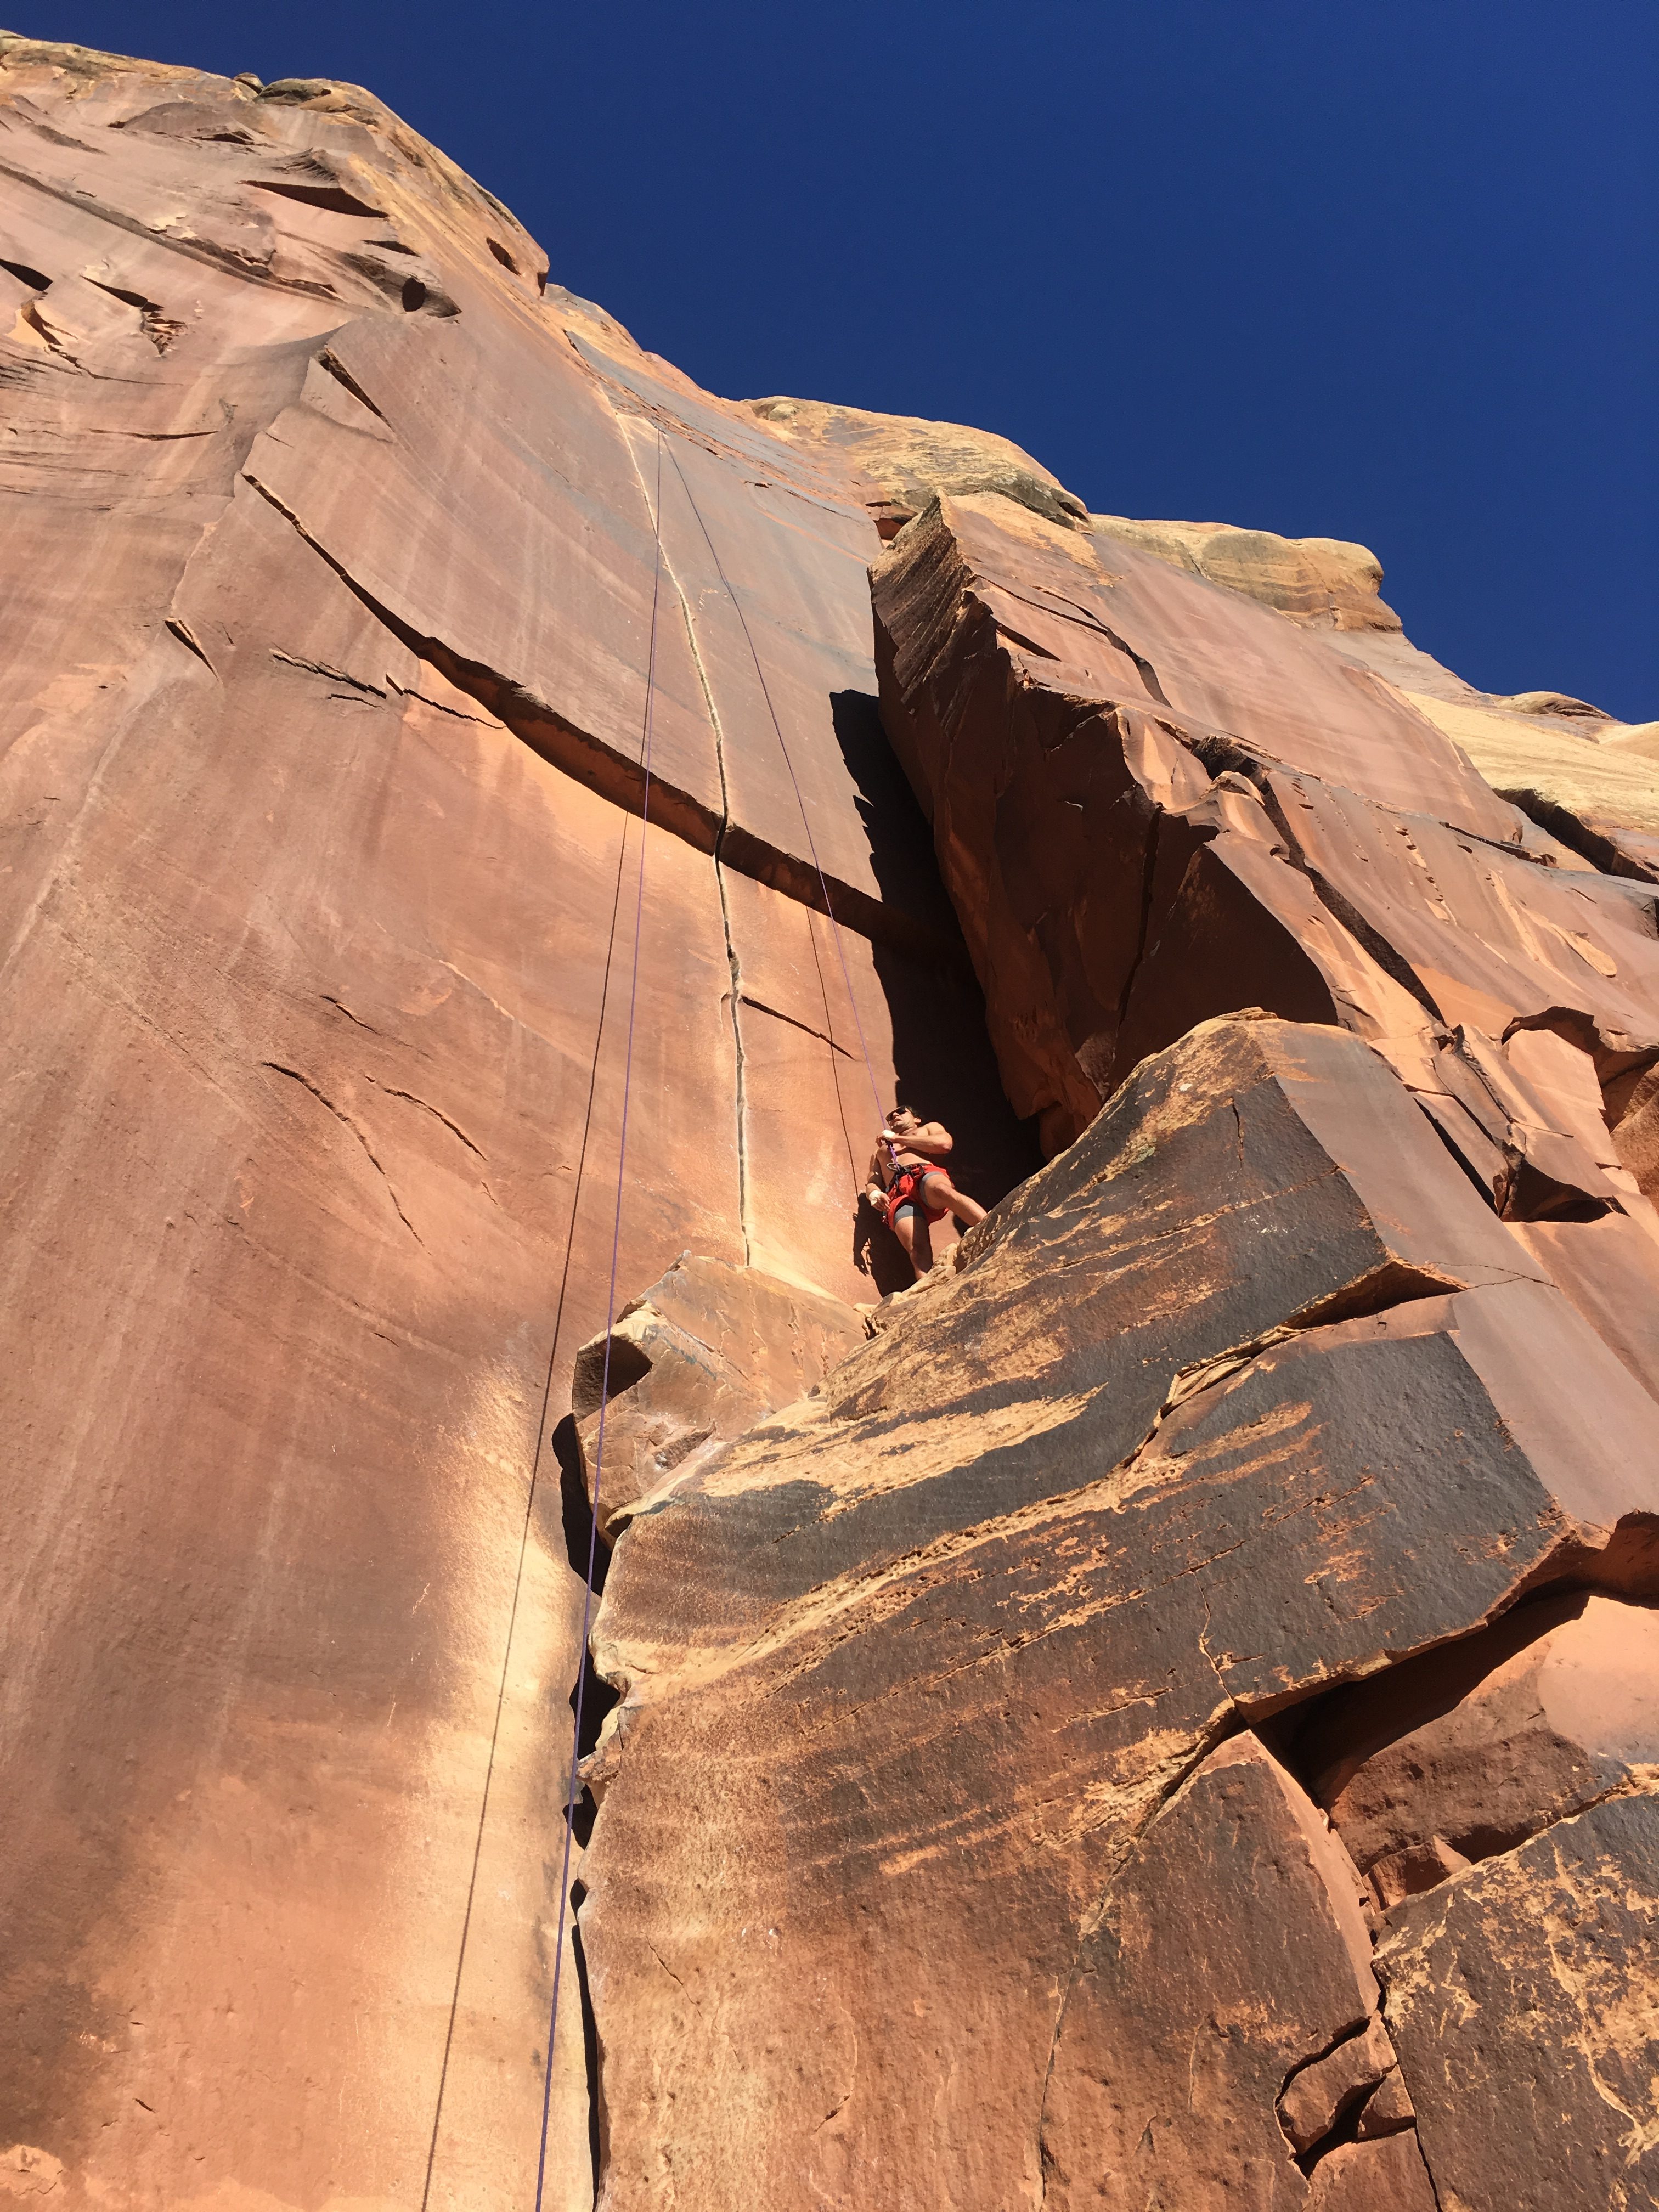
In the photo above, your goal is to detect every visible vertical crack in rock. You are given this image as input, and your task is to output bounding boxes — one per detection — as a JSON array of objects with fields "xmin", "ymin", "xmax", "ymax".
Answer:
[
  {"xmin": 1109, "ymin": 777, "xmax": 1165, "ymax": 1047},
  {"xmin": 619, "ymin": 427, "xmax": 755, "ymax": 1266},
  {"xmin": 707, "ymin": 702, "xmax": 754, "ymax": 1268},
  {"xmin": 567, "ymin": 1882, "xmax": 606, "ymax": 2204}
]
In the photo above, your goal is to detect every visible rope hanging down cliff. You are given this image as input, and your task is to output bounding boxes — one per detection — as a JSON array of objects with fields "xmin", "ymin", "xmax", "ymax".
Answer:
[
  {"xmin": 532, "ymin": 424, "xmax": 666, "ymax": 2212},
  {"xmin": 532, "ymin": 430, "xmax": 895, "ymax": 2208},
  {"xmin": 664, "ymin": 443, "xmax": 888, "ymax": 1141}
]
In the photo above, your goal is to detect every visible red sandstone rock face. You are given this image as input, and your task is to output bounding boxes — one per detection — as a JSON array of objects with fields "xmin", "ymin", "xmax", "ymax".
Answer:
[
  {"xmin": 8, "ymin": 30, "xmax": 1659, "ymax": 2212},
  {"xmin": 872, "ymin": 489, "xmax": 1659, "ymax": 1390},
  {"xmin": 579, "ymin": 477, "xmax": 1659, "ymax": 2202},
  {"xmin": 1302, "ymin": 1590, "xmax": 1659, "ymax": 1908},
  {"xmin": 582, "ymin": 1015, "xmax": 1659, "ymax": 2207},
  {"xmin": 571, "ymin": 1253, "xmax": 866, "ymax": 1536},
  {"xmin": 0, "ymin": 35, "xmax": 1028, "ymax": 2211}
]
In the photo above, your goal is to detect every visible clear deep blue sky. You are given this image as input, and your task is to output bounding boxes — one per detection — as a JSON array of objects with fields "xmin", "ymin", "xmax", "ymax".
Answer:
[{"xmin": 21, "ymin": 2, "xmax": 1658, "ymax": 718}]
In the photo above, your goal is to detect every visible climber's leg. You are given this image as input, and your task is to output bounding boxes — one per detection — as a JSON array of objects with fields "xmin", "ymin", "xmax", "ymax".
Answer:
[
  {"xmin": 891, "ymin": 1203, "xmax": 933, "ymax": 1274},
  {"xmin": 917, "ymin": 1167, "xmax": 987, "ymax": 1229}
]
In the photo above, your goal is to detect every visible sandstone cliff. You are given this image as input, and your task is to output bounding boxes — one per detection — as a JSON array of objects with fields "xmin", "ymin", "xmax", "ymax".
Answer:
[
  {"xmin": 3, "ymin": 31, "xmax": 1657, "ymax": 2212},
  {"xmin": 0, "ymin": 33, "xmax": 1030, "ymax": 2208}
]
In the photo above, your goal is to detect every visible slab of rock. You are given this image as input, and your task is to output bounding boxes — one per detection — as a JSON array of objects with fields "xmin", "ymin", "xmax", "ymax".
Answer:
[
  {"xmin": 871, "ymin": 482, "xmax": 1659, "ymax": 1417},
  {"xmin": 870, "ymin": 493, "xmax": 1528, "ymax": 1147},
  {"xmin": 589, "ymin": 1013, "xmax": 1550, "ymax": 1678},
  {"xmin": 1299, "ymin": 1590, "xmax": 1659, "ymax": 1906},
  {"xmin": 1262, "ymin": 763, "xmax": 1659, "ymax": 1051},
  {"xmin": 1508, "ymin": 1216, "xmax": 1659, "ymax": 1397},
  {"xmin": 1041, "ymin": 1734, "xmax": 1436, "ymax": 2208},
  {"xmin": 581, "ymin": 1015, "xmax": 1659, "ymax": 2209},
  {"xmin": 1376, "ymin": 1791, "xmax": 1659, "ymax": 2211},
  {"xmin": 1085, "ymin": 501, "xmax": 1658, "ymax": 875},
  {"xmin": 571, "ymin": 1254, "xmax": 866, "ymax": 1534},
  {"xmin": 1041, "ymin": 1734, "xmax": 1379, "ymax": 2207},
  {"xmin": 876, "ymin": 490, "xmax": 1659, "ymax": 1136}
]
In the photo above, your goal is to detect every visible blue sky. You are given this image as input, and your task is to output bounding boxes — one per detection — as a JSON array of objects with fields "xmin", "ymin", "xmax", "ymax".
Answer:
[{"xmin": 20, "ymin": 1, "xmax": 1657, "ymax": 718}]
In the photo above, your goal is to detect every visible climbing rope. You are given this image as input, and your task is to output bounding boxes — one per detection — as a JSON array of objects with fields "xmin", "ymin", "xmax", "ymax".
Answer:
[
  {"xmin": 532, "ymin": 422, "xmax": 665, "ymax": 2212},
  {"xmin": 419, "ymin": 700, "xmax": 637, "ymax": 2212},
  {"xmin": 664, "ymin": 444, "xmax": 890, "ymax": 1143},
  {"xmin": 529, "ymin": 428, "xmax": 900, "ymax": 2206}
]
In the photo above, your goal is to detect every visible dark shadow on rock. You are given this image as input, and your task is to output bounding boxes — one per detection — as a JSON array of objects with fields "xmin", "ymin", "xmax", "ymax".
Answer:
[
  {"xmin": 830, "ymin": 689, "xmax": 964, "ymax": 946},
  {"xmin": 854, "ymin": 1190, "xmax": 915, "ymax": 1298},
  {"xmin": 831, "ymin": 687, "xmax": 1042, "ymax": 1217},
  {"xmin": 570, "ymin": 1643, "xmax": 619, "ymax": 1770},
  {"xmin": 566, "ymin": 1628, "xmax": 619, "ymax": 1848},
  {"xmin": 569, "ymin": 1880, "xmax": 604, "ymax": 2202},
  {"xmin": 554, "ymin": 1413, "xmax": 610, "ymax": 1596},
  {"xmin": 555, "ymin": 1407, "xmax": 618, "ymax": 1851}
]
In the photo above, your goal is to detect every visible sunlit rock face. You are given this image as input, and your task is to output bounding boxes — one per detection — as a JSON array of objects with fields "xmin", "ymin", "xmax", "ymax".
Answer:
[
  {"xmin": 4, "ymin": 31, "xmax": 1658, "ymax": 2212},
  {"xmin": 583, "ymin": 1015, "xmax": 1659, "ymax": 2211},
  {"xmin": 0, "ymin": 32, "xmax": 1028, "ymax": 2210}
]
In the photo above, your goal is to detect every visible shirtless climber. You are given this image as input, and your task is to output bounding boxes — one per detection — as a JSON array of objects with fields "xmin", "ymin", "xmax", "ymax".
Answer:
[{"xmin": 865, "ymin": 1105, "xmax": 988, "ymax": 1277}]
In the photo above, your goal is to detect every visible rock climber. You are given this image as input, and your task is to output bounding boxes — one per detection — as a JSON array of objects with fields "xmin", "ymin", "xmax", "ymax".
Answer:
[{"xmin": 865, "ymin": 1105, "xmax": 987, "ymax": 1277}]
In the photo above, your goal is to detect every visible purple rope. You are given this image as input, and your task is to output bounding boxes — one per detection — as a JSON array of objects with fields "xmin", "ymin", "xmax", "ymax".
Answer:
[
  {"xmin": 664, "ymin": 443, "xmax": 889, "ymax": 1138},
  {"xmin": 532, "ymin": 423, "xmax": 664, "ymax": 2212}
]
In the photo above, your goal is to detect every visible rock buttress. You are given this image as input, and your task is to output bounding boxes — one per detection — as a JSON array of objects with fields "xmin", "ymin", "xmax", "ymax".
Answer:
[
  {"xmin": 871, "ymin": 489, "xmax": 1659, "ymax": 1410},
  {"xmin": 581, "ymin": 1015, "xmax": 1659, "ymax": 2208}
]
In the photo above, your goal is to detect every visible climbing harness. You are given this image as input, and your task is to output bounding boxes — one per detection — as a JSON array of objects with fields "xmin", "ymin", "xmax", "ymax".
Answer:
[{"xmin": 883, "ymin": 1157, "xmax": 950, "ymax": 1229}]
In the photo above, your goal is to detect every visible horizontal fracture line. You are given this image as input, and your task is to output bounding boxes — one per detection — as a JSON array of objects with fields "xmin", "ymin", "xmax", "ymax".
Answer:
[
  {"xmin": 737, "ymin": 994, "xmax": 856, "ymax": 1055},
  {"xmin": 240, "ymin": 469, "xmax": 966, "ymax": 971}
]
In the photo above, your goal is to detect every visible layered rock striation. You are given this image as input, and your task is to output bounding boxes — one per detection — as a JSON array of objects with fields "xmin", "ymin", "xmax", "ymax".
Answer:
[{"xmin": 4, "ymin": 29, "xmax": 1657, "ymax": 2212}]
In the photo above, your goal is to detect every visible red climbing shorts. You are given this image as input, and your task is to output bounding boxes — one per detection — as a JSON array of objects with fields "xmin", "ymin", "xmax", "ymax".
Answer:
[{"xmin": 885, "ymin": 1162, "xmax": 950, "ymax": 1228}]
